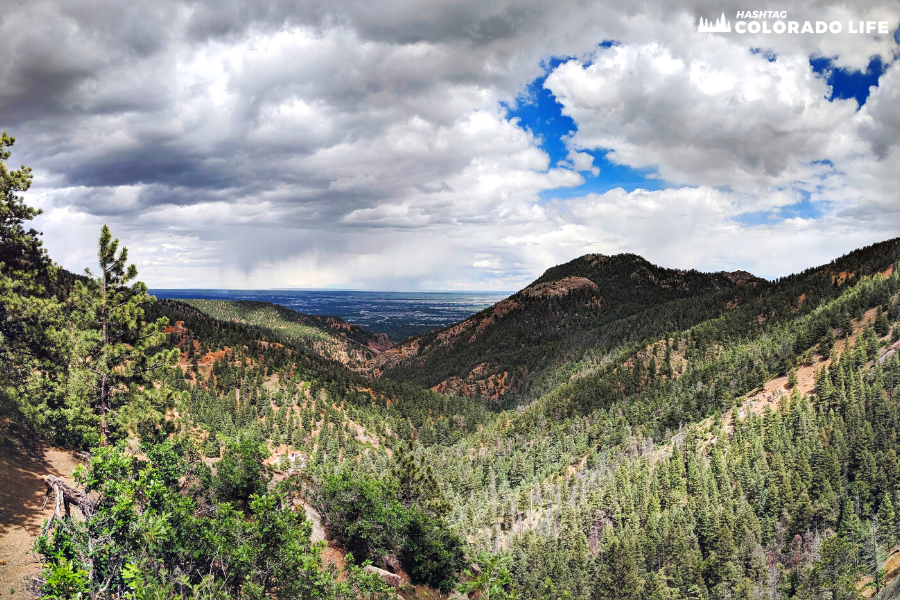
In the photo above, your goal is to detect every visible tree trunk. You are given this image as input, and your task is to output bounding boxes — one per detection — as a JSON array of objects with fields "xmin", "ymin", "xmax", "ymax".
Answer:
[
  {"xmin": 100, "ymin": 269, "xmax": 109, "ymax": 446},
  {"xmin": 100, "ymin": 372, "xmax": 109, "ymax": 446}
]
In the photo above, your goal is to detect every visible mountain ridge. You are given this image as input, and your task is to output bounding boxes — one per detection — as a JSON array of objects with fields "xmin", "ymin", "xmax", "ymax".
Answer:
[
  {"xmin": 364, "ymin": 252, "xmax": 761, "ymax": 399},
  {"xmin": 364, "ymin": 240, "xmax": 900, "ymax": 401}
]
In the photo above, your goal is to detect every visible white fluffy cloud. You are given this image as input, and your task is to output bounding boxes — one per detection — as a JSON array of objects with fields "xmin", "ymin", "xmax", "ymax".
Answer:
[
  {"xmin": 0, "ymin": 0, "xmax": 897, "ymax": 289},
  {"xmin": 546, "ymin": 41, "xmax": 860, "ymax": 193}
]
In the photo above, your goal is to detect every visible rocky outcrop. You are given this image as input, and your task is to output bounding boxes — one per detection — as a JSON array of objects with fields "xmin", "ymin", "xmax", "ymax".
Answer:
[
  {"xmin": 433, "ymin": 363, "xmax": 511, "ymax": 399},
  {"xmin": 521, "ymin": 276, "xmax": 599, "ymax": 299},
  {"xmin": 368, "ymin": 332, "xmax": 392, "ymax": 352},
  {"xmin": 719, "ymin": 270, "xmax": 758, "ymax": 285},
  {"xmin": 364, "ymin": 565, "xmax": 403, "ymax": 589},
  {"xmin": 364, "ymin": 338, "xmax": 424, "ymax": 376}
]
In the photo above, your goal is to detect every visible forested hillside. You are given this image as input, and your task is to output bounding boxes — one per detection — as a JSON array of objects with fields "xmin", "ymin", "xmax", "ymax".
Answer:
[
  {"xmin": 174, "ymin": 299, "xmax": 392, "ymax": 363},
  {"xmin": 134, "ymin": 243, "xmax": 900, "ymax": 600},
  {"xmin": 4, "ymin": 131, "xmax": 900, "ymax": 600},
  {"xmin": 367, "ymin": 241, "xmax": 900, "ymax": 406}
]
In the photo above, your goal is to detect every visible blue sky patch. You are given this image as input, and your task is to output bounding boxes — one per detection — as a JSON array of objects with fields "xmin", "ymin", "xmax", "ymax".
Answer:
[
  {"xmin": 809, "ymin": 54, "xmax": 886, "ymax": 107},
  {"xmin": 733, "ymin": 195, "xmax": 824, "ymax": 227},
  {"xmin": 751, "ymin": 48, "xmax": 777, "ymax": 62},
  {"xmin": 505, "ymin": 46, "xmax": 664, "ymax": 199},
  {"xmin": 504, "ymin": 56, "xmax": 577, "ymax": 168}
]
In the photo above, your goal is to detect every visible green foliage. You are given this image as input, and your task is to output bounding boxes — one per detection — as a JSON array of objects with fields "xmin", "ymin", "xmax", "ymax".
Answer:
[
  {"xmin": 0, "ymin": 133, "xmax": 66, "ymax": 434},
  {"xmin": 315, "ymin": 467, "xmax": 465, "ymax": 590},
  {"xmin": 400, "ymin": 508, "xmax": 465, "ymax": 592},
  {"xmin": 590, "ymin": 538, "xmax": 643, "ymax": 600},
  {"xmin": 802, "ymin": 535, "xmax": 860, "ymax": 600},
  {"xmin": 458, "ymin": 551, "xmax": 518, "ymax": 600},
  {"xmin": 66, "ymin": 225, "xmax": 180, "ymax": 447},
  {"xmin": 391, "ymin": 440, "xmax": 451, "ymax": 516},
  {"xmin": 214, "ymin": 437, "xmax": 272, "ymax": 508},
  {"xmin": 316, "ymin": 470, "xmax": 403, "ymax": 564},
  {"xmin": 35, "ymin": 441, "xmax": 395, "ymax": 600},
  {"xmin": 41, "ymin": 557, "xmax": 90, "ymax": 599}
]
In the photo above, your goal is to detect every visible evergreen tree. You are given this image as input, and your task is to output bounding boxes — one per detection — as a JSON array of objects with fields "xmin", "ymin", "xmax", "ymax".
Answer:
[
  {"xmin": 391, "ymin": 440, "xmax": 451, "ymax": 517},
  {"xmin": 864, "ymin": 517, "xmax": 889, "ymax": 593},
  {"xmin": 0, "ymin": 133, "xmax": 65, "ymax": 437},
  {"xmin": 788, "ymin": 367, "xmax": 798, "ymax": 389},
  {"xmin": 591, "ymin": 538, "xmax": 643, "ymax": 600},
  {"xmin": 68, "ymin": 225, "xmax": 179, "ymax": 446},
  {"xmin": 879, "ymin": 493, "xmax": 897, "ymax": 548},
  {"xmin": 874, "ymin": 308, "xmax": 889, "ymax": 337},
  {"xmin": 803, "ymin": 535, "xmax": 859, "ymax": 600}
]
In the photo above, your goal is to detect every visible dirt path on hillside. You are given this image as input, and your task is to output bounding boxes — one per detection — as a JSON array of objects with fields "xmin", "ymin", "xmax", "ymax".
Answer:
[{"xmin": 0, "ymin": 422, "xmax": 82, "ymax": 598}]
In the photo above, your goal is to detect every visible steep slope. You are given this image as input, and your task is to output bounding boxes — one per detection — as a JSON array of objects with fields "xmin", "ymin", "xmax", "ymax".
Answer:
[
  {"xmin": 18, "ymin": 239, "xmax": 900, "ymax": 600},
  {"xmin": 369, "ymin": 239, "xmax": 900, "ymax": 401},
  {"xmin": 366, "ymin": 254, "xmax": 760, "ymax": 400},
  {"xmin": 171, "ymin": 299, "xmax": 392, "ymax": 365},
  {"xmin": 437, "ymin": 264, "xmax": 900, "ymax": 599}
]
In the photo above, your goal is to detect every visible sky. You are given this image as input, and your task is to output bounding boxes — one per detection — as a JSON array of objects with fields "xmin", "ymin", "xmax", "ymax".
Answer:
[{"xmin": 2, "ymin": 0, "xmax": 899, "ymax": 290}]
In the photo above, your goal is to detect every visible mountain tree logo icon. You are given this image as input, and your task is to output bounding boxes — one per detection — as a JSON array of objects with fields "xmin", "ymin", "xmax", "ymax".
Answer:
[{"xmin": 698, "ymin": 13, "xmax": 732, "ymax": 32}]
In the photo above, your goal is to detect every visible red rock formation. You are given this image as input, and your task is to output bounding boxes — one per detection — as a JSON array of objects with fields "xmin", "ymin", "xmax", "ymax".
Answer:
[
  {"xmin": 367, "ymin": 332, "xmax": 392, "ymax": 352},
  {"xmin": 520, "ymin": 276, "xmax": 599, "ymax": 299},
  {"xmin": 719, "ymin": 270, "xmax": 758, "ymax": 285}
]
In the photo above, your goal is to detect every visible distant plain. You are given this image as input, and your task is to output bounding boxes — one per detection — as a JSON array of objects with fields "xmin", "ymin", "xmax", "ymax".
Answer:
[{"xmin": 150, "ymin": 289, "xmax": 510, "ymax": 341}]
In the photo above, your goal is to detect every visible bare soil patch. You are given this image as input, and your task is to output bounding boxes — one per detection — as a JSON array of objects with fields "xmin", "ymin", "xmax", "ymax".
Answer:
[{"xmin": 0, "ymin": 422, "xmax": 82, "ymax": 598}]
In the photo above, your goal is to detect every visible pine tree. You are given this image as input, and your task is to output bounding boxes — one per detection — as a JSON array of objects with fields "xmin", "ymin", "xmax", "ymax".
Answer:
[
  {"xmin": 510, "ymin": 451, "xmax": 526, "ymax": 488},
  {"xmin": 874, "ymin": 307, "xmax": 889, "ymax": 337},
  {"xmin": 878, "ymin": 493, "xmax": 896, "ymax": 549},
  {"xmin": 805, "ymin": 534, "xmax": 860, "ymax": 600},
  {"xmin": 391, "ymin": 440, "xmax": 451, "ymax": 517},
  {"xmin": 0, "ymin": 133, "xmax": 65, "ymax": 437},
  {"xmin": 590, "ymin": 538, "xmax": 643, "ymax": 600},
  {"xmin": 788, "ymin": 367, "xmax": 798, "ymax": 389},
  {"xmin": 69, "ymin": 225, "xmax": 180, "ymax": 446},
  {"xmin": 865, "ymin": 517, "xmax": 889, "ymax": 592}
]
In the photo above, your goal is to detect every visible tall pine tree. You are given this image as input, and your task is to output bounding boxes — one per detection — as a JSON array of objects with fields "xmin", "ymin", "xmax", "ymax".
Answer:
[
  {"xmin": 68, "ymin": 225, "xmax": 180, "ymax": 446},
  {"xmin": 0, "ymin": 133, "xmax": 65, "ymax": 439}
]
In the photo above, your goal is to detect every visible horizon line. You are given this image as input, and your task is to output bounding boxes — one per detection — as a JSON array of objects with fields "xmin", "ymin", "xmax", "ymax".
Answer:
[{"xmin": 149, "ymin": 287, "xmax": 517, "ymax": 294}]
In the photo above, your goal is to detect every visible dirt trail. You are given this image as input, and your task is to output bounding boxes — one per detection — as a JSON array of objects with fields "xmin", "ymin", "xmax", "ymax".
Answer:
[{"xmin": 0, "ymin": 422, "xmax": 82, "ymax": 598}]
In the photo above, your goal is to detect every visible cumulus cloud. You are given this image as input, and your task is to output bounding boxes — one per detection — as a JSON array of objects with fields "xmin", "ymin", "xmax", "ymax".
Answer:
[
  {"xmin": 0, "ymin": 0, "xmax": 897, "ymax": 289},
  {"xmin": 545, "ymin": 41, "xmax": 861, "ymax": 193}
]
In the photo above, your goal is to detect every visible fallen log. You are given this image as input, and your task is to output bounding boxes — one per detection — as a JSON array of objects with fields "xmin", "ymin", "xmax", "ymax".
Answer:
[{"xmin": 41, "ymin": 475, "xmax": 97, "ymax": 525}]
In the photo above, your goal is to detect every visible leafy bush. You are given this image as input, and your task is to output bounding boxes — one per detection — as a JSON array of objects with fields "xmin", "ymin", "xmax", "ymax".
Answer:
[
  {"xmin": 316, "ymin": 470, "xmax": 402, "ymax": 564},
  {"xmin": 35, "ymin": 440, "xmax": 395, "ymax": 600},
  {"xmin": 214, "ymin": 437, "xmax": 271, "ymax": 508},
  {"xmin": 400, "ymin": 508, "xmax": 465, "ymax": 592},
  {"xmin": 316, "ymin": 468, "xmax": 465, "ymax": 591}
]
